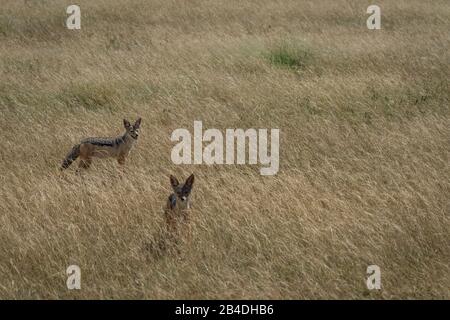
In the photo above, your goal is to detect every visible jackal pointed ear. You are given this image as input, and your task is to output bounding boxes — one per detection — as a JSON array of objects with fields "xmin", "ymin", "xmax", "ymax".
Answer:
[
  {"xmin": 134, "ymin": 118, "xmax": 142, "ymax": 128},
  {"xmin": 185, "ymin": 174, "xmax": 195, "ymax": 188},
  {"xmin": 123, "ymin": 119, "xmax": 131, "ymax": 129},
  {"xmin": 170, "ymin": 175, "xmax": 180, "ymax": 189}
]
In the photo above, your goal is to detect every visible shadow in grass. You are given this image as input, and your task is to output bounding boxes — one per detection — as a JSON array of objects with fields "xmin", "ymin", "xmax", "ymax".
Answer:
[
  {"xmin": 143, "ymin": 229, "xmax": 187, "ymax": 261},
  {"xmin": 56, "ymin": 83, "xmax": 119, "ymax": 112},
  {"xmin": 0, "ymin": 80, "xmax": 158, "ymax": 115},
  {"xmin": 0, "ymin": 10, "xmax": 67, "ymax": 43}
]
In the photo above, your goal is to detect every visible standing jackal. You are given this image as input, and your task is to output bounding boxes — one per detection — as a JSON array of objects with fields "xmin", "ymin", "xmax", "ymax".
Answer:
[
  {"xmin": 60, "ymin": 118, "xmax": 142, "ymax": 170},
  {"xmin": 164, "ymin": 174, "xmax": 195, "ymax": 247}
]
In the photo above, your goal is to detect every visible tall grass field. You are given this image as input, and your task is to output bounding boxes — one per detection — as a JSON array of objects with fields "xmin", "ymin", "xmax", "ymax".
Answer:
[{"xmin": 0, "ymin": 0, "xmax": 449, "ymax": 299}]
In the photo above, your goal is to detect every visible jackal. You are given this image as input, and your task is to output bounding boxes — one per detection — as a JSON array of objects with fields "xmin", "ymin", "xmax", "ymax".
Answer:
[
  {"xmin": 60, "ymin": 118, "xmax": 142, "ymax": 170},
  {"xmin": 164, "ymin": 174, "xmax": 195, "ymax": 246}
]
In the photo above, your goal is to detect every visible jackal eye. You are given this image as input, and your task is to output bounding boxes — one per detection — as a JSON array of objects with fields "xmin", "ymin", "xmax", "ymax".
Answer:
[{"xmin": 181, "ymin": 186, "xmax": 191, "ymax": 195}]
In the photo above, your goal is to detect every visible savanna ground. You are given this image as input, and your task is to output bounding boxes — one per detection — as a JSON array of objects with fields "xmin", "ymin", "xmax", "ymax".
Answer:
[{"xmin": 0, "ymin": 0, "xmax": 449, "ymax": 299}]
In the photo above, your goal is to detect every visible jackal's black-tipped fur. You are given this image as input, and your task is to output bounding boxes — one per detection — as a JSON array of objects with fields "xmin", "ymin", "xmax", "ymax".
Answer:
[{"xmin": 61, "ymin": 144, "xmax": 81, "ymax": 170}]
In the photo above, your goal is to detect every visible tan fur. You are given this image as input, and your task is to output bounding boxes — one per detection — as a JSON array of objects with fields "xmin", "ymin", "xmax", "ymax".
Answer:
[{"xmin": 78, "ymin": 141, "xmax": 132, "ymax": 168}]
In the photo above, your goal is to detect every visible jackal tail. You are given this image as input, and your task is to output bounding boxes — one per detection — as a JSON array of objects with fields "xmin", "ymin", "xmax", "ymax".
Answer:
[{"xmin": 61, "ymin": 144, "xmax": 81, "ymax": 170}]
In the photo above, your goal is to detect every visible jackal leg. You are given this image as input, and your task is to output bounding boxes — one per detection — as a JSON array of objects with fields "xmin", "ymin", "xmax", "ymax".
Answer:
[
  {"xmin": 117, "ymin": 156, "xmax": 126, "ymax": 173},
  {"xmin": 76, "ymin": 144, "xmax": 92, "ymax": 173},
  {"xmin": 77, "ymin": 157, "xmax": 92, "ymax": 170}
]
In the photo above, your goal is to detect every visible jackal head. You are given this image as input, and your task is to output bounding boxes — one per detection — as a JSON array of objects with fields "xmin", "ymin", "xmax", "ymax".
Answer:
[
  {"xmin": 169, "ymin": 174, "xmax": 195, "ymax": 209},
  {"xmin": 123, "ymin": 118, "xmax": 142, "ymax": 139}
]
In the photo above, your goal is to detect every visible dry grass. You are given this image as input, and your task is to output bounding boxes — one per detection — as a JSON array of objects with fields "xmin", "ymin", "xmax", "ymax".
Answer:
[{"xmin": 0, "ymin": 0, "xmax": 449, "ymax": 299}]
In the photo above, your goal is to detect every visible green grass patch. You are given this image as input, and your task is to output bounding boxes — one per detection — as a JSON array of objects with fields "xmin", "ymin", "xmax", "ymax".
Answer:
[{"xmin": 266, "ymin": 42, "xmax": 315, "ymax": 70}]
